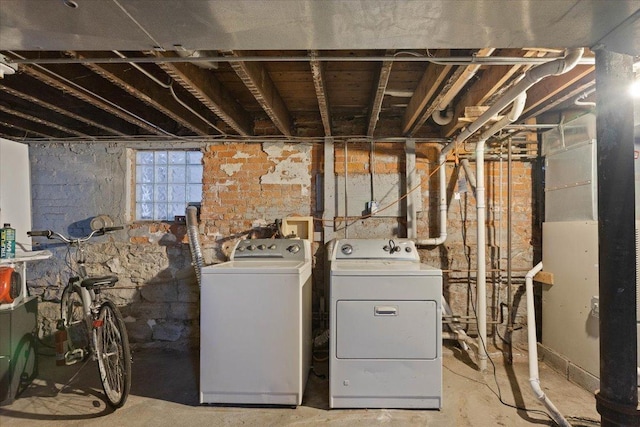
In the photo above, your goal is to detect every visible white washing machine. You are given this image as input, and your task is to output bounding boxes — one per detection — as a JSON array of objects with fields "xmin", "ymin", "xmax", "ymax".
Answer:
[
  {"xmin": 329, "ymin": 238, "xmax": 442, "ymax": 409},
  {"xmin": 200, "ymin": 238, "xmax": 312, "ymax": 406}
]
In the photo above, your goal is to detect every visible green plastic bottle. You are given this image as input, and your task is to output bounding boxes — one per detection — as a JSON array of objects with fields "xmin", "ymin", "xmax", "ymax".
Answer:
[{"xmin": 1, "ymin": 223, "xmax": 16, "ymax": 259}]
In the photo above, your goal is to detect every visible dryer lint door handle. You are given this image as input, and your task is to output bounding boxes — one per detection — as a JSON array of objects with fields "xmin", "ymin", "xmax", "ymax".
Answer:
[{"xmin": 374, "ymin": 305, "xmax": 398, "ymax": 316}]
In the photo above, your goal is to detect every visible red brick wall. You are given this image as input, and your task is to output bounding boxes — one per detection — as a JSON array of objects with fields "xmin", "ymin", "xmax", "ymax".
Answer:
[{"xmin": 199, "ymin": 139, "xmax": 536, "ymax": 343}]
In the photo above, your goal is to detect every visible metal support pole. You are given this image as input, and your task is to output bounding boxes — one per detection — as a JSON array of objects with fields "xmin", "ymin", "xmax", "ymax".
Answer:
[{"xmin": 594, "ymin": 48, "xmax": 639, "ymax": 427}]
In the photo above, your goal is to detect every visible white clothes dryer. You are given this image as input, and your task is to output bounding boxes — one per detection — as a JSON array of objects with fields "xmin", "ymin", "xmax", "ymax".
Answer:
[{"xmin": 328, "ymin": 238, "xmax": 442, "ymax": 409}]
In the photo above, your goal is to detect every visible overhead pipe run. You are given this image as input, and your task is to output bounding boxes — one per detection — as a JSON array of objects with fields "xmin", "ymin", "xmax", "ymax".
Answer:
[
  {"xmin": 430, "ymin": 48, "xmax": 583, "ymax": 373},
  {"xmin": 525, "ymin": 263, "xmax": 571, "ymax": 427},
  {"xmin": 441, "ymin": 48, "xmax": 584, "ymax": 157}
]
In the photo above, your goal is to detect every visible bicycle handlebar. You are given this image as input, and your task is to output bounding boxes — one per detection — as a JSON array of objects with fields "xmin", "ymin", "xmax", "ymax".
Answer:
[
  {"xmin": 28, "ymin": 226, "xmax": 124, "ymax": 243},
  {"xmin": 27, "ymin": 230, "xmax": 53, "ymax": 238}
]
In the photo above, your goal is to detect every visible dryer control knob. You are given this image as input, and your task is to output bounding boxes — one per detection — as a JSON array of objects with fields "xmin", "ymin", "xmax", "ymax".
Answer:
[
  {"xmin": 287, "ymin": 244, "xmax": 300, "ymax": 254},
  {"xmin": 258, "ymin": 244, "xmax": 266, "ymax": 250},
  {"xmin": 248, "ymin": 244, "xmax": 257, "ymax": 251},
  {"xmin": 237, "ymin": 246, "xmax": 245, "ymax": 252},
  {"xmin": 268, "ymin": 244, "xmax": 277, "ymax": 250},
  {"xmin": 341, "ymin": 244, "xmax": 353, "ymax": 255}
]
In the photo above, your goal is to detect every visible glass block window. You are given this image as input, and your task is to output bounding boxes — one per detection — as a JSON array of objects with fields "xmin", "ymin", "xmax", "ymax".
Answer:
[{"xmin": 135, "ymin": 150, "xmax": 203, "ymax": 221}]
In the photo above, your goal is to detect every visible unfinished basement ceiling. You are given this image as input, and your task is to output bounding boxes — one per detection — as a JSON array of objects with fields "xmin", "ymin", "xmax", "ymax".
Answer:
[{"xmin": 0, "ymin": 0, "xmax": 638, "ymax": 141}]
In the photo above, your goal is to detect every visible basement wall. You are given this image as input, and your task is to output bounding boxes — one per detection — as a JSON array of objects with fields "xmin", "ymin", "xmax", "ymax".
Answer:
[{"xmin": 26, "ymin": 140, "xmax": 535, "ymax": 349}]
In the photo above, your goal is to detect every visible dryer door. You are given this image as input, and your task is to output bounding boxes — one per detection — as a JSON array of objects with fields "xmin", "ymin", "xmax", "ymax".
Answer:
[{"xmin": 336, "ymin": 299, "xmax": 438, "ymax": 360}]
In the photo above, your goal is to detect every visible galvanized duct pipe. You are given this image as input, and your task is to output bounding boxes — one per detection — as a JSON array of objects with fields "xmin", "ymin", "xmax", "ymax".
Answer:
[{"xmin": 186, "ymin": 205, "xmax": 203, "ymax": 288}]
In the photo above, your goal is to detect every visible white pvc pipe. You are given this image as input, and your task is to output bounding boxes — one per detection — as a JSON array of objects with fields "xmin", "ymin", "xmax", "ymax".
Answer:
[
  {"xmin": 436, "ymin": 48, "xmax": 582, "ymax": 371},
  {"xmin": 526, "ymin": 262, "xmax": 571, "ymax": 427},
  {"xmin": 415, "ymin": 151, "xmax": 447, "ymax": 245},
  {"xmin": 476, "ymin": 93, "xmax": 527, "ymax": 372},
  {"xmin": 440, "ymin": 48, "xmax": 584, "ymax": 158}
]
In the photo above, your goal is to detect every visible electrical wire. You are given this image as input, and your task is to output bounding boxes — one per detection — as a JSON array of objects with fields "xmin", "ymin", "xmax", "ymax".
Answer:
[{"xmin": 312, "ymin": 154, "xmax": 446, "ymax": 225}]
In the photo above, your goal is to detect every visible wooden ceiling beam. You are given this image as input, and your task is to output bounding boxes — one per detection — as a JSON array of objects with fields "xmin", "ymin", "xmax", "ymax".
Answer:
[
  {"xmin": 0, "ymin": 105, "xmax": 86, "ymax": 137},
  {"xmin": 224, "ymin": 51, "xmax": 293, "ymax": 137},
  {"xmin": 521, "ymin": 76, "xmax": 596, "ymax": 120},
  {"xmin": 309, "ymin": 50, "xmax": 332, "ymax": 137},
  {"xmin": 402, "ymin": 50, "xmax": 452, "ymax": 136},
  {"xmin": 441, "ymin": 49, "xmax": 537, "ymax": 137},
  {"xmin": 153, "ymin": 51, "xmax": 253, "ymax": 136},
  {"xmin": 0, "ymin": 84, "xmax": 126, "ymax": 136},
  {"xmin": 367, "ymin": 50, "xmax": 394, "ymax": 138},
  {"xmin": 407, "ymin": 48, "xmax": 495, "ymax": 137},
  {"xmin": 520, "ymin": 65, "xmax": 595, "ymax": 117},
  {"xmin": 71, "ymin": 51, "xmax": 213, "ymax": 136},
  {"xmin": 17, "ymin": 62, "xmax": 166, "ymax": 136},
  {"xmin": 0, "ymin": 121, "xmax": 54, "ymax": 139}
]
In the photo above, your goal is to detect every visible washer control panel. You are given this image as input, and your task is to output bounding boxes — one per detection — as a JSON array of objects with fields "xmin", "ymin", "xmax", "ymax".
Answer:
[
  {"xmin": 232, "ymin": 238, "xmax": 307, "ymax": 260},
  {"xmin": 333, "ymin": 239, "xmax": 420, "ymax": 261}
]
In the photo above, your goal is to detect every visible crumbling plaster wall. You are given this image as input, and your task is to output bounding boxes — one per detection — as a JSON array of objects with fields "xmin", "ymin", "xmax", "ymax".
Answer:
[{"xmin": 27, "ymin": 139, "xmax": 535, "ymax": 348}]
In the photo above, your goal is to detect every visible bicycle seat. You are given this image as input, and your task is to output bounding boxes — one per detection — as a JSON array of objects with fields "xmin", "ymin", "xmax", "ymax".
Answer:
[{"xmin": 81, "ymin": 276, "xmax": 118, "ymax": 289}]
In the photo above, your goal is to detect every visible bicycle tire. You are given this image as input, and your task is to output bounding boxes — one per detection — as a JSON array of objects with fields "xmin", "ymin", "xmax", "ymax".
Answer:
[
  {"xmin": 95, "ymin": 300, "xmax": 132, "ymax": 408},
  {"xmin": 60, "ymin": 284, "xmax": 89, "ymax": 355}
]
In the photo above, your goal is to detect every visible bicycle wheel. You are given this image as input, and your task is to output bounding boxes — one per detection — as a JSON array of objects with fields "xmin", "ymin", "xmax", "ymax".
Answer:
[
  {"xmin": 61, "ymin": 284, "xmax": 89, "ymax": 354},
  {"xmin": 95, "ymin": 300, "xmax": 131, "ymax": 408}
]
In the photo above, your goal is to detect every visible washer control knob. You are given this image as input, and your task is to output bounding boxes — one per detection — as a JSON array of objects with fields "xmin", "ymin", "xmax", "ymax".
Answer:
[
  {"xmin": 247, "ymin": 244, "xmax": 256, "ymax": 251},
  {"xmin": 268, "ymin": 244, "xmax": 277, "ymax": 250},
  {"xmin": 341, "ymin": 244, "xmax": 353, "ymax": 255},
  {"xmin": 287, "ymin": 244, "xmax": 300, "ymax": 254},
  {"xmin": 405, "ymin": 246, "xmax": 413, "ymax": 252},
  {"xmin": 258, "ymin": 244, "xmax": 266, "ymax": 250}
]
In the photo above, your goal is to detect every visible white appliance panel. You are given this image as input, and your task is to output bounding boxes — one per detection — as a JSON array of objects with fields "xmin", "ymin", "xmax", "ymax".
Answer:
[{"xmin": 336, "ymin": 300, "xmax": 437, "ymax": 360}]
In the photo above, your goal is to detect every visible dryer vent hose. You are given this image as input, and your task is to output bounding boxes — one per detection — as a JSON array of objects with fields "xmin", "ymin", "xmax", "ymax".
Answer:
[{"xmin": 186, "ymin": 206, "xmax": 204, "ymax": 288}]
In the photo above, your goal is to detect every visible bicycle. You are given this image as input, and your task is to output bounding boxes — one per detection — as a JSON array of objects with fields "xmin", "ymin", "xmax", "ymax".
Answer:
[{"xmin": 28, "ymin": 225, "xmax": 132, "ymax": 408}]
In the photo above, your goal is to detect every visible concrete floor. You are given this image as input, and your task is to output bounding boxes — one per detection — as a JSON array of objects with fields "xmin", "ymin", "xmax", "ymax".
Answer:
[{"xmin": 1, "ymin": 344, "xmax": 600, "ymax": 427}]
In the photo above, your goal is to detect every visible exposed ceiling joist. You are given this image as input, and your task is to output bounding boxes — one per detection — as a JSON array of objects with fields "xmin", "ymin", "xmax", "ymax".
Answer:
[
  {"xmin": 523, "ymin": 77, "xmax": 596, "ymax": 120},
  {"xmin": 0, "ymin": 84, "xmax": 126, "ymax": 136},
  {"xmin": 441, "ymin": 49, "xmax": 538, "ymax": 137},
  {"xmin": 224, "ymin": 51, "xmax": 293, "ymax": 137},
  {"xmin": 0, "ymin": 104, "xmax": 89, "ymax": 138},
  {"xmin": 15, "ymin": 60, "xmax": 167, "ymax": 136},
  {"xmin": 521, "ymin": 65, "xmax": 595, "ymax": 117},
  {"xmin": 309, "ymin": 50, "xmax": 332, "ymax": 137},
  {"xmin": 0, "ymin": 121, "xmax": 53, "ymax": 139},
  {"xmin": 367, "ymin": 50, "xmax": 394, "ymax": 137},
  {"xmin": 71, "ymin": 51, "xmax": 213, "ymax": 136},
  {"xmin": 402, "ymin": 50, "xmax": 452, "ymax": 136},
  {"xmin": 153, "ymin": 51, "xmax": 254, "ymax": 136}
]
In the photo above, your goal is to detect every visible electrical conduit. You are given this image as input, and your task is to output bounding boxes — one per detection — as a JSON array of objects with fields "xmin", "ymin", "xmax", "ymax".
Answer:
[{"xmin": 526, "ymin": 262, "xmax": 571, "ymax": 427}]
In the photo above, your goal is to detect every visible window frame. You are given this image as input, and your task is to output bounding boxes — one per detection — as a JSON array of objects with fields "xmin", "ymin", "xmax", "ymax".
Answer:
[{"xmin": 132, "ymin": 149, "xmax": 203, "ymax": 222}]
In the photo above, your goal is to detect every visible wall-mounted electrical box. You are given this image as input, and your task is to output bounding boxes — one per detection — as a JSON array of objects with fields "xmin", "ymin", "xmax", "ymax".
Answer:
[{"xmin": 282, "ymin": 217, "xmax": 314, "ymax": 241}]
